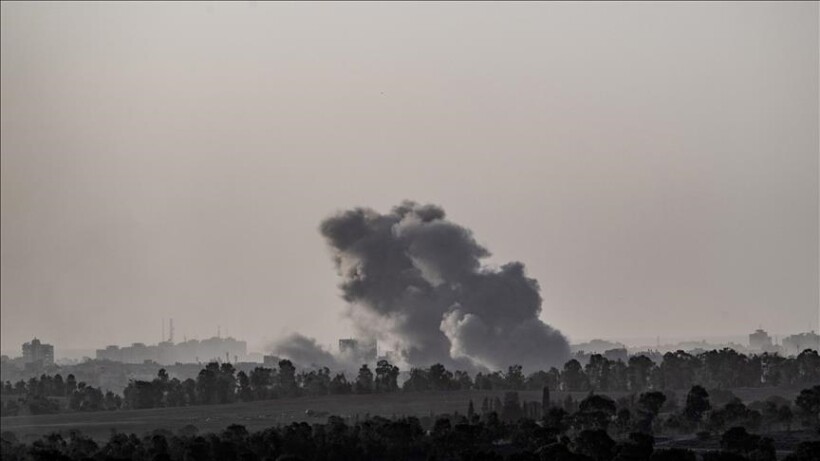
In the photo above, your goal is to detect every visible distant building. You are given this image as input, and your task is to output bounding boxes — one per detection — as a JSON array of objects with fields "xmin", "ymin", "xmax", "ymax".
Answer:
[
  {"xmin": 748, "ymin": 329, "xmax": 773, "ymax": 351},
  {"xmin": 95, "ymin": 337, "xmax": 248, "ymax": 365},
  {"xmin": 782, "ymin": 331, "xmax": 820, "ymax": 356},
  {"xmin": 338, "ymin": 339, "xmax": 357, "ymax": 354},
  {"xmin": 570, "ymin": 339, "xmax": 627, "ymax": 355},
  {"xmin": 263, "ymin": 354, "xmax": 281, "ymax": 367},
  {"xmin": 339, "ymin": 338, "xmax": 377, "ymax": 364},
  {"xmin": 377, "ymin": 350, "xmax": 401, "ymax": 365},
  {"xmin": 603, "ymin": 348, "xmax": 628, "ymax": 363},
  {"xmin": 245, "ymin": 352, "xmax": 265, "ymax": 363},
  {"xmin": 629, "ymin": 349, "xmax": 664, "ymax": 363},
  {"xmin": 22, "ymin": 338, "xmax": 54, "ymax": 366}
]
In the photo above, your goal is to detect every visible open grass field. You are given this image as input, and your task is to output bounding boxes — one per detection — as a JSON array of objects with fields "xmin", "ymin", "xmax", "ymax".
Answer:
[{"xmin": 0, "ymin": 387, "xmax": 803, "ymax": 442}]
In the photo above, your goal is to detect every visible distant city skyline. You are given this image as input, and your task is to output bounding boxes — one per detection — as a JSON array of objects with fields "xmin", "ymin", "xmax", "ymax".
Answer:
[{"xmin": 4, "ymin": 327, "xmax": 818, "ymax": 363}]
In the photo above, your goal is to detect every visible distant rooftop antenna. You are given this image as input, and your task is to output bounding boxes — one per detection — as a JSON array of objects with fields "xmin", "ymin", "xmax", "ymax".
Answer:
[
  {"xmin": 217, "ymin": 325, "xmax": 221, "ymax": 338},
  {"xmin": 169, "ymin": 318, "xmax": 175, "ymax": 343},
  {"xmin": 162, "ymin": 318, "xmax": 165, "ymax": 343}
]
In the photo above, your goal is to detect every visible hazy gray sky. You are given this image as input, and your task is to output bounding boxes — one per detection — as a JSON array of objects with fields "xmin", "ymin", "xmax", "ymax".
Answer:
[{"xmin": 2, "ymin": 2, "xmax": 818, "ymax": 355}]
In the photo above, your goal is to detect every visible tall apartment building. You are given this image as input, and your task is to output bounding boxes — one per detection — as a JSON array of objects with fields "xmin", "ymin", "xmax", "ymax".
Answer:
[
  {"xmin": 22, "ymin": 338, "xmax": 54, "ymax": 366},
  {"xmin": 748, "ymin": 329, "xmax": 773, "ymax": 351}
]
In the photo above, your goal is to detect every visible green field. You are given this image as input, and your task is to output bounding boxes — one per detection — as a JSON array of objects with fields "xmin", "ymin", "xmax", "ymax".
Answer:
[{"xmin": 0, "ymin": 387, "xmax": 801, "ymax": 442}]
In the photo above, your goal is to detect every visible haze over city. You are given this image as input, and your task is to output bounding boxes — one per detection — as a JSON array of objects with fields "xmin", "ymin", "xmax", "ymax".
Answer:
[{"xmin": 2, "ymin": 1, "xmax": 818, "ymax": 358}]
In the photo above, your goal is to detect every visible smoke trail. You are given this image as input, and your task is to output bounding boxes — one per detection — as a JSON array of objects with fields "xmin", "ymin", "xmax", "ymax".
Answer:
[{"xmin": 319, "ymin": 201, "xmax": 570, "ymax": 371}]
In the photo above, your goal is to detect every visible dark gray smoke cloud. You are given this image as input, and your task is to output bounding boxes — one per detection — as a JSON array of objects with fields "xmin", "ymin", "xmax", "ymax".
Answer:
[
  {"xmin": 270, "ymin": 333, "xmax": 376, "ymax": 373},
  {"xmin": 319, "ymin": 201, "xmax": 570, "ymax": 371},
  {"xmin": 270, "ymin": 333, "xmax": 339, "ymax": 369}
]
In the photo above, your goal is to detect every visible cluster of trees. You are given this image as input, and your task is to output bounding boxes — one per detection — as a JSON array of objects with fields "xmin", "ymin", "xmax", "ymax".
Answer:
[
  {"xmin": 554, "ymin": 348, "xmax": 820, "ymax": 393},
  {"xmin": 533, "ymin": 385, "xmax": 820, "ymax": 437},
  {"xmin": 384, "ymin": 348, "xmax": 819, "ymax": 395},
  {"xmin": 119, "ymin": 359, "xmax": 403, "ymax": 410},
  {"xmin": 2, "ymin": 349, "xmax": 818, "ymax": 416},
  {"xmin": 457, "ymin": 384, "xmax": 820, "ymax": 441},
  {"xmin": 0, "ymin": 374, "xmax": 120, "ymax": 416},
  {"xmin": 2, "ymin": 386, "xmax": 819, "ymax": 461}
]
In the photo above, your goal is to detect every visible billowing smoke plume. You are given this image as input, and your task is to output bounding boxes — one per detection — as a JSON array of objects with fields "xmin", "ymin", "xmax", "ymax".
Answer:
[
  {"xmin": 268, "ymin": 333, "xmax": 377, "ymax": 373},
  {"xmin": 270, "ymin": 333, "xmax": 339, "ymax": 369},
  {"xmin": 318, "ymin": 201, "xmax": 570, "ymax": 371}
]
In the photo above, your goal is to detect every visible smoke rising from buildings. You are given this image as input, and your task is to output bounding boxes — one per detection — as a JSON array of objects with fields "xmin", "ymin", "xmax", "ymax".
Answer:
[
  {"xmin": 269, "ymin": 334, "xmax": 379, "ymax": 372},
  {"xmin": 270, "ymin": 333, "xmax": 339, "ymax": 369},
  {"xmin": 299, "ymin": 201, "xmax": 570, "ymax": 371}
]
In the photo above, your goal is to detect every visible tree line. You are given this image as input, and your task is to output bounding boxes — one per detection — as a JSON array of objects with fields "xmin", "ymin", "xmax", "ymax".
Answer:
[
  {"xmin": 2, "ymin": 348, "xmax": 818, "ymax": 416},
  {"xmin": 2, "ymin": 384, "xmax": 819, "ymax": 461},
  {"xmin": 0, "ymin": 373, "xmax": 121, "ymax": 416}
]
